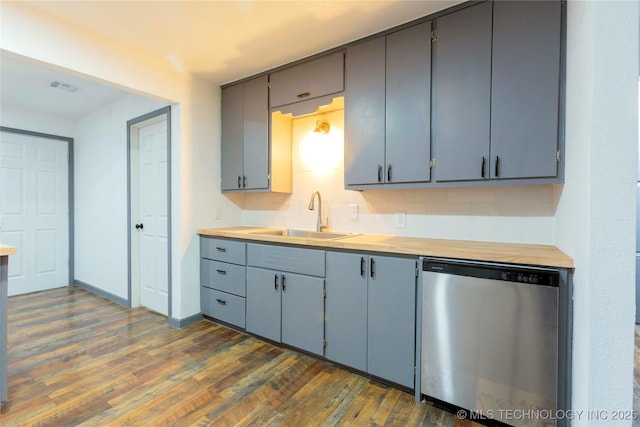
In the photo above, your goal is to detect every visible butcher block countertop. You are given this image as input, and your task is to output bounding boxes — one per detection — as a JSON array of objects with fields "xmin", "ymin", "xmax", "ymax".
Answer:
[
  {"xmin": 197, "ymin": 227, "xmax": 574, "ymax": 269},
  {"xmin": 0, "ymin": 245, "xmax": 17, "ymax": 257}
]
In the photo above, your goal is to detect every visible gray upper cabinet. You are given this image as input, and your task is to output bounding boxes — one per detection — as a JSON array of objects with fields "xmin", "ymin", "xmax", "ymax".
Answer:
[
  {"xmin": 385, "ymin": 23, "xmax": 431, "ymax": 184},
  {"xmin": 221, "ymin": 76, "xmax": 269, "ymax": 191},
  {"xmin": 490, "ymin": 0, "xmax": 561, "ymax": 180},
  {"xmin": 344, "ymin": 37, "xmax": 386, "ymax": 186},
  {"xmin": 270, "ymin": 53, "xmax": 344, "ymax": 109},
  {"xmin": 432, "ymin": 2, "xmax": 492, "ymax": 182},
  {"xmin": 345, "ymin": 22, "xmax": 431, "ymax": 188},
  {"xmin": 433, "ymin": 0, "xmax": 561, "ymax": 183}
]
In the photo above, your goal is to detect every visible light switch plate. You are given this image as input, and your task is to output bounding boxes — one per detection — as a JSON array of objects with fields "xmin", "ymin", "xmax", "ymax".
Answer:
[
  {"xmin": 215, "ymin": 207, "xmax": 223, "ymax": 220},
  {"xmin": 394, "ymin": 211, "xmax": 407, "ymax": 228},
  {"xmin": 349, "ymin": 204, "xmax": 359, "ymax": 220}
]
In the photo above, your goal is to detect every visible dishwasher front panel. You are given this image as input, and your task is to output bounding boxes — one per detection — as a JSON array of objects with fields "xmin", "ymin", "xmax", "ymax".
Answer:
[{"xmin": 421, "ymin": 266, "xmax": 558, "ymax": 427}]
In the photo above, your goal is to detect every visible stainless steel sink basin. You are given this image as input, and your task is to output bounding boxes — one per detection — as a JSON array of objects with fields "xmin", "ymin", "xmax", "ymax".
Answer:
[{"xmin": 250, "ymin": 229, "xmax": 354, "ymax": 240}]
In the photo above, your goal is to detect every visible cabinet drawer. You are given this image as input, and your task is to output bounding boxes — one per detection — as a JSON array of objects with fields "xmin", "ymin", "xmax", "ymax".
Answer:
[
  {"xmin": 201, "ymin": 287, "xmax": 246, "ymax": 329},
  {"xmin": 201, "ymin": 259, "xmax": 246, "ymax": 297},
  {"xmin": 201, "ymin": 237, "xmax": 245, "ymax": 264},
  {"xmin": 247, "ymin": 244, "xmax": 325, "ymax": 277},
  {"xmin": 270, "ymin": 53, "xmax": 344, "ymax": 108}
]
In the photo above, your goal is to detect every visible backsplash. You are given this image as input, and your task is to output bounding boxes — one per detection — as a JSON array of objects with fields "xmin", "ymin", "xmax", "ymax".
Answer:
[{"xmin": 235, "ymin": 108, "xmax": 558, "ymax": 245}]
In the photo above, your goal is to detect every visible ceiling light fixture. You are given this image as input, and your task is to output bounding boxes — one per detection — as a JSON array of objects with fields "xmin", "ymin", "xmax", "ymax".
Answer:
[{"xmin": 314, "ymin": 120, "xmax": 330, "ymax": 135}]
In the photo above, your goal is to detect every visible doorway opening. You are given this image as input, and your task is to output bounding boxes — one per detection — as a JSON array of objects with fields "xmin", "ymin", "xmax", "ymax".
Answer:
[
  {"xmin": 127, "ymin": 107, "xmax": 171, "ymax": 317},
  {"xmin": 0, "ymin": 127, "xmax": 73, "ymax": 296}
]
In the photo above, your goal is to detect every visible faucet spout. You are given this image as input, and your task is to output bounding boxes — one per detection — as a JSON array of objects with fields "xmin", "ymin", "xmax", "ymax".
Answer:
[{"xmin": 308, "ymin": 190, "xmax": 326, "ymax": 232}]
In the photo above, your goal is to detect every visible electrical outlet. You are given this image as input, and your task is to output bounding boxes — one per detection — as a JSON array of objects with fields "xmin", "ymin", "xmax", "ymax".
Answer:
[
  {"xmin": 394, "ymin": 211, "xmax": 407, "ymax": 228},
  {"xmin": 348, "ymin": 204, "xmax": 359, "ymax": 220},
  {"xmin": 215, "ymin": 207, "xmax": 223, "ymax": 220}
]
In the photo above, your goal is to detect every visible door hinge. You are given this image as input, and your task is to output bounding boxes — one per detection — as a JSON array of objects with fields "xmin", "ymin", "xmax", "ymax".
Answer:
[
  {"xmin": 556, "ymin": 151, "xmax": 561, "ymax": 162},
  {"xmin": 416, "ymin": 266, "xmax": 419, "ymax": 278},
  {"xmin": 323, "ymin": 338, "xmax": 328, "ymax": 348},
  {"xmin": 431, "ymin": 30, "xmax": 438, "ymax": 42},
  {"xmin": 429, "ymin": 159, "xmax": 436, "ymax": 169},
  {"xmin": 323, "ymin": 289, "xmax": 327, "ymax": 298},
  {"xmin": 267, "ymin": 81, "xmax": 271, "ymax": 89}
]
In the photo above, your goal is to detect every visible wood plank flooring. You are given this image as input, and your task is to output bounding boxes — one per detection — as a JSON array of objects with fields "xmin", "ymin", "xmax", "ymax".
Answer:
[{"xmin": 0, "ymin": 287, "xmax": 480, "ymax": 426}]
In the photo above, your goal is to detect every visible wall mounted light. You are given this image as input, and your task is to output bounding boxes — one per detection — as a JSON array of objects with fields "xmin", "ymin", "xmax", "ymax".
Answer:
[
  {"xmin": 314, "ymin": 120, "xmax": 330, "ymax": 135},
  {"xmin": 300, "ymin": 117, "xmax": 341, "ymax": 175}
]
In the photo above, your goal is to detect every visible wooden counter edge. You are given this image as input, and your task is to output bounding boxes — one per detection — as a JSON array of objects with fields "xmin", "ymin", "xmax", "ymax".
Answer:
[
  {"xmin": 0, "ymin": 245, "xmax": 17, "ymax": 257},
  {"xmin": 197, "ymin": 228, "xmax": 574, "ymax": 269}
]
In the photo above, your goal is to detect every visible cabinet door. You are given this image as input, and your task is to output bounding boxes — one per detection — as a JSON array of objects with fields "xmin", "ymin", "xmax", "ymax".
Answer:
[
  {"xmin": 345, "ymin": 37, "xmax": 386, "ymax": 186},
  {"xmin": 281, "ymin": 272, "xmax": 325, "ymax": 356},
  {"xmin": 490, "ymin": 0, "xmax": 561, "ymax": 179},
  {"xmin": 243, "ymin": 76, "xmax": 269, "ymax": 190},
  {"xmin": 246, "ymin": 267, "xmax": 281, "ymax": 342},
  {"xmin": 385, "ymin": 22, "xmax": 432, "ymax": 184},
  {"xmin": 433, "ymin": 2, "xmax": 492, "ymax": 182},
  {"xmin": 325, "ymin": 252, "xmax": 367, "ymax": 371},
  {"xmin": 270, "ymin": 53, "xmax": 344, "ymax": 108},
  {"xmin": 367, "ymin": 256, "xmax": 416, "ymax": 388},
  {"xmin": 221, "ymin": 83, "xmax": 244, "ymax": 191}
]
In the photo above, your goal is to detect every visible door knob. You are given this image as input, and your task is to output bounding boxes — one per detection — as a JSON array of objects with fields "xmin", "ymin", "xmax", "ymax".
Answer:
[{"xmin": 135, "ymin": 223, "xmax": 144, "ymax": 230}]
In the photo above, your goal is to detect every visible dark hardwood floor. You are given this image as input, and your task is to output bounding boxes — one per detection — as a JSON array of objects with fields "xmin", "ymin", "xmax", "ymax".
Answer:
[{"xmin": 1, "ymin": 287, "xmax": 480, "ymax": 426}]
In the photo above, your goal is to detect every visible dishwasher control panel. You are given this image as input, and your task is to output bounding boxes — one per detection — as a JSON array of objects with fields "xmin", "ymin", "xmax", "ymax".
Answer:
[{"xmin": 422, "ymin": 259, "xmax": 559, "ymax": 287}]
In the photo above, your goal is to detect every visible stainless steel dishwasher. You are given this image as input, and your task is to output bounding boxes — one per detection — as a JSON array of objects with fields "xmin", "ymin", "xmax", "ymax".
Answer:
[{"xmin": 419, "ymin": 258, "xmax": 562, "ymax": 427}]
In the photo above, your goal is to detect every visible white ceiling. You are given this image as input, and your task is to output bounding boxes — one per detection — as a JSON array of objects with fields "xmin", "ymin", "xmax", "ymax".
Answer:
[
  {"xmin": 1, "ymin": 53, "xmax": 130, "ymax": 120},
  {"xmin": 1, "ymin": 0, "xmax": 461, "ymax": 120}
]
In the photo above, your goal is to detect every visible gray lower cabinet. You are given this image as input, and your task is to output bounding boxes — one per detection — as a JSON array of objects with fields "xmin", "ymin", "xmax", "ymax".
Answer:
[
  {"xmin": 367, "ymin": 256, "xmax": 417, "ymax": 388},
  {"xmin": 345, "ymin": 22, "xmax": 431, "ymax": 188},
  {"xmin": 325, "ymin": 252, "xmax": 367, "ymax": 372},
  {"xmin": 246, "ymin": 267, "xmax": 282, "ymax": 342},
  {"xmin": 200, "ymin": 237, "xmax": 246, "ymax": 329},
  {"xmin": 325, "ymin": 251, "xmax": 417, "ymax": 388},
  {"xmin": 245, "ymin": 244, "xmax": 326, "ymax": 356}
]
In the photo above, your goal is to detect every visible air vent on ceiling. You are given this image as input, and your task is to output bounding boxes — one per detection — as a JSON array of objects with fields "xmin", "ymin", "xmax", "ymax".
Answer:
[{"xmin": 49, "ymin": 80, "xmax": 80, "ymax": 93}]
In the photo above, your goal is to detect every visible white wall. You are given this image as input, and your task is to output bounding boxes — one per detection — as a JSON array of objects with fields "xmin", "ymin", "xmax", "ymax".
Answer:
[
  {"xmin": 0, "ymin": 2, "xmax": 240, "ymax": 320},
  {"xmin": 556, "ymin": 1, "xmax": 638, "ymax": 423},
  {"xmin": 241, "ymin": 108, "xmax": 557, "ymax": 244},
  {"xmin": 74, "ymin": 93, "xmax": 166, "ymax": 299},
  {"xmin": 0, "ymin": 104, "xmax": 76, "ymax": 137}
]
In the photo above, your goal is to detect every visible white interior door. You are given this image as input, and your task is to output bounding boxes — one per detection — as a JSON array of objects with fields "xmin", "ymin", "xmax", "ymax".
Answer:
[
  {"xmin": 134, "ymin": 119, "xmax": 168, "ymax": 315},
  {"xmin": 0, "ymin": 131, "xmax": 69, "ymax": 296}
]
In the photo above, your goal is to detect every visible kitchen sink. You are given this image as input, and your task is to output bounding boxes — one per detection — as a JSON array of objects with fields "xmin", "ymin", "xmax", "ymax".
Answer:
[{"xmin": 249, "ymin": 229, "xmax": 355, "ymax": 240}]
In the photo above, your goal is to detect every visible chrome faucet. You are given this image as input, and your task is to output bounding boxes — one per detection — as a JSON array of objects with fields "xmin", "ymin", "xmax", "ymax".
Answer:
[{"xmin": 308, "ymin": 190, "xmax": 327, "ymax": 232}]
